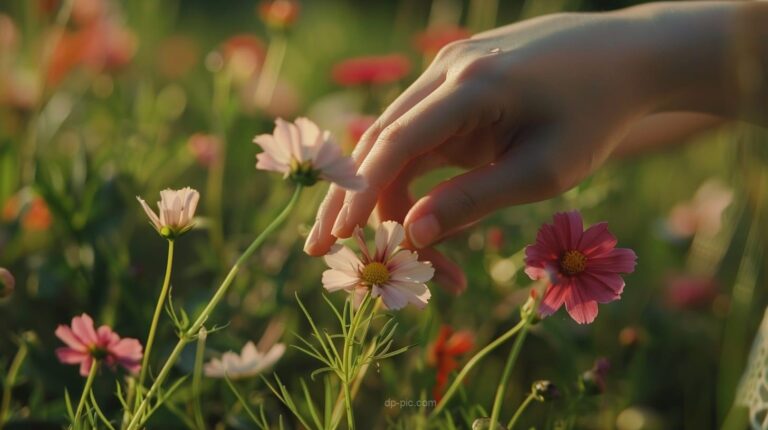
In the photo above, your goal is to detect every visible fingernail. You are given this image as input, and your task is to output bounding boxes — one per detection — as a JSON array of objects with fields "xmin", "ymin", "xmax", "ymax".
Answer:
[
  {"xmin": 303, "ymin": 223, "xmax": 320, "ymax": 254},
  {"xmin": 408, "ymin": 214, "xmax": 440, "ymax": 248},
  {"xmin": 332, "ymin": 205, "xmax": 349, "ymax": 237}
]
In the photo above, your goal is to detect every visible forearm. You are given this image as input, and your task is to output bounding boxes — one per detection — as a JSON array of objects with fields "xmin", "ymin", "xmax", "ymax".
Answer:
[{"xmin": 622, "ymin": 1, "xmax": 768, "ymax": 125}]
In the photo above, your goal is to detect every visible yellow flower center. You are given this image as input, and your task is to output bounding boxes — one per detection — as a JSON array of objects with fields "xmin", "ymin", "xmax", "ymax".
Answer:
[
  {"xmin": 560, "ymin": 250, "xmax": 587, "ymax": 275},
  {"xmin": 361, "ymin": 262, "xmax": 390, "ymax": 285}
]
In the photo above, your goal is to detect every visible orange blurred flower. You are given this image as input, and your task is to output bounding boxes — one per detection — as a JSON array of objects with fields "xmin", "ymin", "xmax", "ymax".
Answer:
[
  {"xmin": 332, "ymin": 54, "xmax": 410, "ymax": 87},
  {"xmin": 258, "ymin": 0, "xmax": 300, "ymax": 30},
  {"xmin": 3, "ymin": 193, "xmax": 53, "ymax": 231},
  {"xmin": 414, "ymin": 25, "xmax": 471, "ymax": 57},
  {"xmin": 427, "ymin": 325, "xmax": 474, "ymax": 402},
  {"xmin": 156, "ymin": 35, "xmax": 200, "ymax": 79}
]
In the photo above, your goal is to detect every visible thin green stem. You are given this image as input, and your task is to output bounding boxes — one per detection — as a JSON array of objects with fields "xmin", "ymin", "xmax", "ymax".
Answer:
[
  {"xmin": 429, "ymin": 319, "xmax": 527, "ymax": 419},
  {"xmin": 126, "ymin": 186, "xmax": 302, "ymax": 430},
  {"xmin": 489, "ymin": 315, "xmax": 534, "ymax": 425},
  {"xmin": 0, "ymin": 341, "xmax": 28, "ymax": 428},
  {"xmin": 506, "ymin": 392, "xmax": 536, "ymax": 429},
  {"xmin": 224, "ymin": 377, "xmax": 263, "ymax": 427},
  {"xmin": 74, "ymin": 360, "xmax": 99, "ymax": 424},
  {"xmin": 255, "ymin": 34, "xmax": 288, "ymax": 108},
  {"xmin": 192, "ymin": 328, "xmax": 207, "ymax": 430},
  {"xmin": 137, "ymin": 240, "xmax": 175, "ymax": 399}
]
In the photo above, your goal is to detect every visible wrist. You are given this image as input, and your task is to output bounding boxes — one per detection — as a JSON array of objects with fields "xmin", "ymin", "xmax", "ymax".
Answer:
[{"xmin": 621, "ymin": 1, "xmax": 768, "ymax": 121}]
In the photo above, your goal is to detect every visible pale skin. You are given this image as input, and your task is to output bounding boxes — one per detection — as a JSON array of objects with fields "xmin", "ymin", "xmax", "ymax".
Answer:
[{"xmin": 305, "ymin": 1, "xmax": 768, "ymax": 292}]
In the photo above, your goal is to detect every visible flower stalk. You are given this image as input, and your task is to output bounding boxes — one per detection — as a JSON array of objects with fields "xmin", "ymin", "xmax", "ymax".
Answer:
[
  {"xmin": 74, "ymin": 359, "xmax": 99, "ymax": 424},
  {"xmin": 506, "ymin": 392, "xmax": 536, "ymax": 429},
  {"xmin": 126, "ymin": 186, "xmax": 302, "ymax": 429},
  {"xmin": 0, "ymin": 339, "xmax": 29, "ymax": 428}
]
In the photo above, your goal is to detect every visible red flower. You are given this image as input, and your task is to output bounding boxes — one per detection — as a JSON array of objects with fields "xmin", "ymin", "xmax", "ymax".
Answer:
[
  {"xmin": 56, "ymin": 313, "xmax": 143, "ymax": 376},
  {"xmin": 258, "ymin": 0, "xmax": 300, "ymax": 29},
  {"xmin": 414, "ymin": 26, "xmax": 471, "ymax": 56},
  {"xmin": 524, "ymin": 211, "xmax": 637, "ymax": 324},
  {"xmin": 427, "ymin": 325, "xmax": 474, "ymax": 402},
  {"xmin": 346, "ymin": 115, "xmax": 375, "ymax": 146},
  {"xmin": 331, "ymin": 54, "xmax": 410, "ymax": 86},
  {"xmin": 664, "ymin": 273, "xmax": 719, "ymax": 310}
]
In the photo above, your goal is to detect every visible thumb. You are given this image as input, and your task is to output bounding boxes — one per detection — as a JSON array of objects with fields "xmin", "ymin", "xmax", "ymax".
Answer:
[{"xmin": 404, "ymin": 135, "xmax": 580, "ymax": 248}]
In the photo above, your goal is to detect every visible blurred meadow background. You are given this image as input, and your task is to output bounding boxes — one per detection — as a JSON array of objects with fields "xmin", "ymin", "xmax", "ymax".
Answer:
[{"xmin": 0, "ymin": 0, "xmax": 767, "ymax": 429}]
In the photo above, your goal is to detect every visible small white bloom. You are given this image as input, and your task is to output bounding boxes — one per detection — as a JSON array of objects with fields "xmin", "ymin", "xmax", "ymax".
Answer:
[
  {"xmin": 204, "ymin": 341, "xmax": 286, "ymax": 380},
  {"xmin": 136, "ymin": 187, "xmax": 200, "ymax": 239}
]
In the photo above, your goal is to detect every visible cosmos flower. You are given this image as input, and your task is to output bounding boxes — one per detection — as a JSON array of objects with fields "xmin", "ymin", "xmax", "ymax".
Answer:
[
  {"xmin": 253, "ymin": 117, "xmax": 365, "ymax": 190},
  {"xmin": 331, "ymin": 54, "xmax": 410, "ymax": 86},
  {"xmin": 55, "ymin": 313, "xmax": 143, "ymax": 377},
  {"xmin": 0, "ymin": 268, "xmax": 14, "ymax": 298},
  {"xmin": 666, "ymin": 179, "xmax": 733, "ymax": 239},
  {"xmin": 137, "ymin": 187, "xmax": 200, "ymax": 239},
  {"xmin": 413, "ymin": 25, "xmax": 471, "ymax": 56},
  {"xmin": 258, "ymin": 0, "xmax": 300, "ymax": 29},
  {"xmin": 204, "ymin": 341, "xmax": 285, "ymax": 380},
  {"xmin": 322, "ymin": 221, "xmax": 433, "ymax": 310},
  {"xmin": 524, "ymin": 211, "xmax": 637, "ymax": 324},
  {"xmin": 187, "ymin": 133, "xmax": 221, "ymax": 168},
  {"xmin": 427, "ymin": 325, "xmax": 474, "ymax": 402}
]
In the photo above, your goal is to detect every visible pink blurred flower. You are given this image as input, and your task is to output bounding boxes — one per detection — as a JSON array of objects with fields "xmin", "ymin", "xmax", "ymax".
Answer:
[
  {"xmin": 187, "ymin": 133, "xmax": 221, "ymax": 168},
  {"xmin": 486, "ymin": 227, "xmax": 504, "ymax": 252},
  {"xmin": 220, "ymin": 34, "xmax": 266, "ymax": 84},
  {"xmin": 666, "ymin": 179, "xmax": 733, "ymax": 239},
  {"xmin": 524, "ymin": 211, "xmax": 637, "ymax": 324},
  {"xmin": 137, "ymin": 187, "xmax": 200, "ymax": 239},
  {"xmin": 331, "ymin": 54, "xmax": 410, "ymax": 86},
  {"xmin": 0, "ymin": 268, "xmax": 14, "ymax": 298},
  {"xmin": 414, "ymin": 25, "xmax": 471, "ymax": 56},
  {"xmin": 322, "ymin": 221, "xmax": 433, "ymax": 310},
  {"xmin": 253, "ymin": 117, "xmax": 365, "ymax": 190},
  {"xmin": 664, "ymin": 273, "xmax": 719, "ymax": 310},
  {"xmin": 345, "ymin": 115, "xmax": 375, "ymax": 148},
  {"xmin": 0, "ymin": 14, "xmax": 19, "ymax": 54},
  {"xmin": 258, "ymin": 0, "xmax": 300, "ymax": 29},
  {"xmin": 47, "ymin": 18, "xmax": 137, "ymax": 86},
  {"xmin": 427, "ymin": 325, "xmax": 474, "ymax": 402},
  {"xmin": 55, "ymin": 313, "xmax": 143, "ymax": 376}
]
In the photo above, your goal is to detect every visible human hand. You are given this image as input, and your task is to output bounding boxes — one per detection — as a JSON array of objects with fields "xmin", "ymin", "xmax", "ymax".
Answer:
[{"xmin": 304, "ymin": 2, "xmax": 767, "ymax": 292}]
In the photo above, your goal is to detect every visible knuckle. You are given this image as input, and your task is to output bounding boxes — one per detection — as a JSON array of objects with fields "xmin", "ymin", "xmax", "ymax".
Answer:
[
  {"xmin": 434, "ymin": 40, "xmax": 469, "ymax": 63},
  {"xmin": 450, "ymin": 54, "xmax": 503, "ymax": 85}
]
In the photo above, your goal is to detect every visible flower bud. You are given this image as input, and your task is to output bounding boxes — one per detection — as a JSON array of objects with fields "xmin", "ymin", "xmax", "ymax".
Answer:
[
  {"xmin": 0, "ymin": 268, "xmax": 15, "ymax": 298},
  {"xmin": 580, "ymin": 357, "xmax": 610, "ymax": 395},
  {"xmin": 531, "ymin": 380, "xmax": 560, "ymax": 402}
]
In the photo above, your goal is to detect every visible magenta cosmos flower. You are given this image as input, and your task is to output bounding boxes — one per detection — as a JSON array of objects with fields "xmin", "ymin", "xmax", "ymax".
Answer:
[
  {"xmin": 322, "ymin": 221, "xmax": 433, "ymax": 310},
  {"xmin": 254, "ymin": 118, "xmax": 365, "ymax": 191},
  {"xmin": 55, "ymin": 313, "xmax": 143, "ymax": 376},
  {"xmin": 524, "ymin": 211, "xmax": 637, "ymax": 324}
]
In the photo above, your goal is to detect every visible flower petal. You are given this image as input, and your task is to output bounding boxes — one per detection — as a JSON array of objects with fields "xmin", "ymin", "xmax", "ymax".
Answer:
[
  {"xmin": 588, "ymin": 248, "xmax": 637, "ymax": 273},
  {"xmin": 564, "ymin": 284, "xmax": 598, "ymax": 324},
  {"xmin": 539, "ymin": 283, "xmax": 570, "ymax": 316},
  {"xmin": 375, "ymin": 221, "xmax": 405, "ymax": 261},
  {"xmin": 553, "ymin": 211, "xmax": 583, "ymax": 250}
]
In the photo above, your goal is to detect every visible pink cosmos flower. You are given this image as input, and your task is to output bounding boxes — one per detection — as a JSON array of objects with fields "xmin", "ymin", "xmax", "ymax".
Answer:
[
  {"xmin": 524, "ymin": 211, "xmax": 637, "ymax": 324},
  {"xmin": 253, "ymin": 117, "xmax": 365, "ymax": 191},
  {"xmin": 322, "ymin": 221, "xmax": 433, "ymax": 310},
  {"xmin": 137, "ymin": 187, "xmax": 200, "ymax": 238},
  {"xmin": 55, "ymin": 313, "xmax": 143, "ymax": 376},
  {"xmin": 187, "ymin": 133, "xmax": 221, "ymax": 168}
]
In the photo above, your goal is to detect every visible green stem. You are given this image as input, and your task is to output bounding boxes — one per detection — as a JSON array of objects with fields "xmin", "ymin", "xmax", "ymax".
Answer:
[
  {"xmin": 74, "ymin": 360, "xmax": 99, "ymax": 424},
  {"xmin": 192, "ymin": 328, "xmax": 207, "ymax": 430},
  {"xmin": 489, "ymin": 316, "xmax": 534, "ymax": 425},
  {"xmin": 137, "ymin": 240, "xmax": 175, "ymax": 398},
  {"xmin": 126, "ymin": 186, "xmax": 302, "ymax": 430},
  {"xmin": 429, "ymin": 319, "xmax": 527, "ymax": 419},
  {"xmin": 0, "ymin": 341, "xmax": 28, "ymax": 428},
  {"xmin": 506, "ymin": 392, "xmax": 536, "ymax": 429},
  {"xmin": 255, "ymin": 34, "xmax": 288, "ymax": 108}
]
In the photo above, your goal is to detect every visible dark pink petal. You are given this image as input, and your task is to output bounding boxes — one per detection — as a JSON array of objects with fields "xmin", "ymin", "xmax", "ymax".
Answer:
[
  {"xmin": 524, "ymin": 242, "xmax": 557, "ymax": 267},
  {"xmin": 576, "ymin": 273, "xmax": 622, "ymax": 304},
  {"xmin": 56, "ymin": 347, "xmax": 88, "ymax": 364},
  {"xmin": 588, "ymin": 248, "xmax": 637, "ymax": 273},
  {"xmin": 97, "ymin": 325, "xmax": 120, "ymax": 348},
  {"xmin": 578, "ymin": 222, "xmax": 617, "ymax": 257},
  {"xmin": 564, "ymin": 285, "xmax": 599, "ymax": 324},
  {"xmin": 553, "ymin": 211, "xmax": 583, "ymax": 250},
  {"xmin": 540, "ymin": 283, "xmax": 570, "ymax": 316},
  {"xmin": 55, "ymin": 324, "xmax": 87, "ymax": 351},
  {"xmin": 583, "ymin": 271, "xmax": 625, "ymax": 297},
  {"xmin": 538, "ymin": 223, "xmax": 565, "ymax": 255},
  {"xmin": 71, "ymin": 314, "xmax": 98, "ymax": 346},
  {"xmin": 111, "ymin": 338, "xmax": 144, "ymax": 363}
]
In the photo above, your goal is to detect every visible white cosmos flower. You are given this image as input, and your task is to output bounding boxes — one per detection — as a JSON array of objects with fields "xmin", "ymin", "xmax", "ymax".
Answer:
[
  {"xmin": 322, "ymin": 221, "xmax": 433, "ymax": 310},
  {"xmin": 204, "ymin": 341, "xmax": 286, "ymax": 380},
  {"xmin": 136, "ymin": 187, "xmax": 200, "ymax": 239},
  {"xmin": 253, "ymin": 117, "xmax": 365, "ymax": 190}
]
